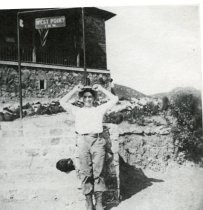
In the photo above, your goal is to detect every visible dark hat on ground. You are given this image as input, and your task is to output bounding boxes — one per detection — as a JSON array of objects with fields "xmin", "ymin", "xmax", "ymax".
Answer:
[
  {"xmin": 56, "ymin": 158, "xmax": 75, "ymax": 173},
  {"xmin": 79, "ymin": 86, "xmax": 97, "ymax": 99}
]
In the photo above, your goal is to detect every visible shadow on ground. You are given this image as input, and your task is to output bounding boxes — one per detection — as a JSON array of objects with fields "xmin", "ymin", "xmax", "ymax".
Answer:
[{"xmin": 104, "ymin": 155, "xmax": 164, "ymax": 210}]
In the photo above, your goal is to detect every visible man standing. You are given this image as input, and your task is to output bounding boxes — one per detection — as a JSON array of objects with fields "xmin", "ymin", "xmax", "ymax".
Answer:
[{"xmin": 60, "ymin": 84, "xmax": 118, "ymax": 210}]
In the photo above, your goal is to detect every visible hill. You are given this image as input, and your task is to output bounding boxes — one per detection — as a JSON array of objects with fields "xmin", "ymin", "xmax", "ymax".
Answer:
[
  {"xmin": 114, "ymin": 84, "xmax": 146, "ymax": 99},
  {"xmin": 151, "ymin": 87, "xmax": 201, "ymax": 99}
]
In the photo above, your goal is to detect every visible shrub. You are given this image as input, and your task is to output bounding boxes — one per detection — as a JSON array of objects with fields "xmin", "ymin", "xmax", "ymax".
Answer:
[
  {"xmin": 132, "ymin": 106, "xmax": 143, "ymax": 119},
  {"xmin": 104, "ymin": 99, "xmax": 161, "ymax": 125},
  {"xmin": 103, "ymin": 112, "xmax": 124, "ymax": 124},
  {"xmin": 119, "ymin": 96, "xmax": 130, "ymax": 101},
  {"xmin": 162, "ymin": 96, "xmax": 170, "ymax": 111},
  {"xmin": 170, "ymin": 93, "xmax": 203, "ymax": 162},
  {"xmin": 142, "ymin": 101, "xmax": 159, "ymax": 116}
]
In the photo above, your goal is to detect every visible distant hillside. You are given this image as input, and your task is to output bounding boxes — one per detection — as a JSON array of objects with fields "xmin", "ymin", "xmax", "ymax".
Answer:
[
  {"xmin": 152, "ymin": 87, "xmax": 201, "ymax": 99},
  {"xmin": 114, "ymin": 84, "xmax": 146, "ymax": 99},
  {"xmin": 152, "ymin": 92, "xmax": 169, "ymax": 99}
]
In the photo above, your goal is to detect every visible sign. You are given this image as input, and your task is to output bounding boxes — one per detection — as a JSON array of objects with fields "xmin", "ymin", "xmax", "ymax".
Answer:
[{"xmin": 35, "ymin": 16, "xmax": 66, "ymax": 29}]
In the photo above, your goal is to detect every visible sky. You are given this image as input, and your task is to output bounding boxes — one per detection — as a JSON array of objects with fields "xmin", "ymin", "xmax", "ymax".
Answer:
[{"xmin": 103, "ymin": 6, "xmax": 201, "ymax": 95}]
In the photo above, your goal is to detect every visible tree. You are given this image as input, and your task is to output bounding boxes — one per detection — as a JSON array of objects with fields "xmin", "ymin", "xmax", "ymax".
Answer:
[{"xmin": 170, "ymin": 93, "xmax": 203, "ymax": 162}]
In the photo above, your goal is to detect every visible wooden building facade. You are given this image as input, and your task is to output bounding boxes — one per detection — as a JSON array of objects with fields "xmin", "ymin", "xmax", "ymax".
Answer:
[
  {"xmin": 0, "ymin": 8, "xmax": 115, "ymax": 69},
  {"xmin": 0, "ymin": 8, "xmax": 115, "ymax": 99}
]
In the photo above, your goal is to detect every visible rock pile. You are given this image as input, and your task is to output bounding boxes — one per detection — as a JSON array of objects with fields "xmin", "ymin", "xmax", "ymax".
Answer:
[{"xmin": 0, "ymin": 101, "xmax": 65, "ymax": 121}]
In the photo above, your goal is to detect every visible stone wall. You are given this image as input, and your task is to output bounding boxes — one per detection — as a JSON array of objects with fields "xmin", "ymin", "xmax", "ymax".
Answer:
[
  {"xmin": 118, "ymin": 117, "xmax": 176, "ymax": 172},
  {"xmin": 0, "ymin": 64, "xmax": 110, "ymax": 100}
]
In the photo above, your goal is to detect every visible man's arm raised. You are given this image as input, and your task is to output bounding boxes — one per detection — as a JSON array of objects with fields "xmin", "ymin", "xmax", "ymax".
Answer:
[
  {"xmin": 93, "ymin": 84, "xmax": 118, "ymax": 112},
  {"xmin": 60, "ymin": 84, "xmax": 83, "ymax": 111}
]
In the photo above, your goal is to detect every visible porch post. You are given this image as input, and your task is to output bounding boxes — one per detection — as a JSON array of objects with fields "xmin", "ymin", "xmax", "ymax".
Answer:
[
  {"xmin": 81, "ymin": 7, "xmax": 87, "ymax": 85},
  {"xmin": 32, "ymin": 26, "xmax": 36, "ymax": 62},
  {"xmin": 17, "ymin": 13, "xmax": 23, "ymax": 119}
]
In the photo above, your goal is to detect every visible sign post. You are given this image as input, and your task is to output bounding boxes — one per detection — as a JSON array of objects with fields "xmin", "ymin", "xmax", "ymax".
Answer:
[
  {"xmin": 17, "ymin": 13, "xmax": 23, "ymax": 119},
  {"xmin": 82, "ymin": 7, "xmax": 87, "ymax": 85}
]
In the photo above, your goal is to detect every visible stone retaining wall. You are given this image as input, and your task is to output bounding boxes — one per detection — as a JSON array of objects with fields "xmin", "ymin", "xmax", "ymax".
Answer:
[
  {"xmin": 118, "ymin": 119, "xmax": 176, "ymax": 172},
  {"xmin": 0, "ymin": 64, "xmax": 110, "ymax": 99}
]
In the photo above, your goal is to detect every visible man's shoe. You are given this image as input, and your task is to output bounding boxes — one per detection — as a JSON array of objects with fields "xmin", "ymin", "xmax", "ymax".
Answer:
[
  {"xmin": 94, "ymin": 191, "xmax": 104, "ymax": 210},
  {"xmin": 85, "ymin": 193, "xmax": 94, "ymax": 210}
]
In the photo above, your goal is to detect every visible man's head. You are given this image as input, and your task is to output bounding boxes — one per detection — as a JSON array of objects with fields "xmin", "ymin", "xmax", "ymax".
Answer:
[{"xmin": 79, "ymin": 87, "xmax": 97, "ymax": 107}]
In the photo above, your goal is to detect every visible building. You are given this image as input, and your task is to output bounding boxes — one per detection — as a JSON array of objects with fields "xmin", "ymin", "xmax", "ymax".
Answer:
[{"xmin": 0, "ymin": 8, "xmax": 115, "ymax": 99}]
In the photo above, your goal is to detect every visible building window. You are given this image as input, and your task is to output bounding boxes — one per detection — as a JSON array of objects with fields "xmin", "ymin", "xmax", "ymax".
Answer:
[{"xmin": 40, "ymin": 79, "xmax": 45, "ymax": 90}]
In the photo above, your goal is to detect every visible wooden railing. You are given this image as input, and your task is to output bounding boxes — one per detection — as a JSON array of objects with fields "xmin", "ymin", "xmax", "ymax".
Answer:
[
  {"xmin": 0, "ymin": 43, "xmax": 76, "ymax": 66},
  {"xmin": 0, "ymin": 43, "xmax": 107, "ymax": 70}
]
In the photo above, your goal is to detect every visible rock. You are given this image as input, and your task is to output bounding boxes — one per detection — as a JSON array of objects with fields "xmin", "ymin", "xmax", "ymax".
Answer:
[
  {"xmin": 128, "ymin": 148, "xmax": 137, "ymax": 154},
  {"xmin": 10, "ymin": 93, "xmax": 16, "ymax": 97},
  {"xmin": 0, "ymin": 112, "xmax": 4, "ymax": 121},
  {"xmin": 22, "ymin": 103, "xmax": 35, "ymax": 116},
  {"xmin": 3, "ymin": 107, "xmax": 14, "ymax": 114},
  {"xmin": 118, "ymin": 122, "xmax": 144, "ymax": 135},
  {"xmin": 159, "ymin": 127, "xmax": 171, "ymax": 135},
  {"xmin": 51, "ymin": 137, "xmax": 60, "ymax": 145},
  {"xmin": 32, "ymin": 103, "xmax": 41, "ymax": 113},
  {"xmin": 22, "ymin": 103, "xmax": 31, "ymax": 109},
  {"xmin": 3, "ymin": 112, "xmax": 15, "ymax": 121},
  {"xmin": 23, "ymin": 107, "xmax": 35, "ymax": 116},
  {"xmin": 106, "ymin": 124, "xmax": 119, "ymax": 140},
  {"xmin": 146, "ymin": 116, "xmax": 168, "ymax": 126}
]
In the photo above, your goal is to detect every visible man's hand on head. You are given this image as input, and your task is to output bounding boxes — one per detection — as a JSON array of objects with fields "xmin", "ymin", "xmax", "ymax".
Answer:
[
  {"xmin": 75, "ymin": 84, "xmax": 84, "ymax": 92},
  {"xmin": 92, "ymin": 84, "xmax": 102, "ymax": 91}
]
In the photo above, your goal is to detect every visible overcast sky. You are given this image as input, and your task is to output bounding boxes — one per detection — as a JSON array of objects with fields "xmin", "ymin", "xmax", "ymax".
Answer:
[{"xmin": 103, "ymin": 6, "xmax": 201, "ymax": 95}]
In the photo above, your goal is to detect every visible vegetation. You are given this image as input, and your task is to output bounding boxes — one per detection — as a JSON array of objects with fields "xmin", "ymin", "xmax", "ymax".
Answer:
[
  {"xmin": 170, "ymin": 93, "xmax": 203, "ymax": 162},
  {"xmin": 104, "ymin": 101, "xmax": 160, "ymax": 125},
  {"xmin": 162, "ymin": 96, "xmax": 170, "ymax": 111}
]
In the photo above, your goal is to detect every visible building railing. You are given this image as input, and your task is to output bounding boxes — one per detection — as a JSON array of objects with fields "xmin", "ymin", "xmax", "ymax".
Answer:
[
  {"xmin": 0, "ymin": 44, "xmax": 18, "ymax": 61},
  {"xmin": 0, "ymin": 43, "xmax": 76, "ymax": 67},
  {"xmin": 0, "ymin": 43, "xmax": 107, "ymax": 70}
]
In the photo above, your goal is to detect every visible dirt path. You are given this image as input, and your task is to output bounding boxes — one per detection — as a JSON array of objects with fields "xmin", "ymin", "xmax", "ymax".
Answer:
[
  {"xmin": 1, "ymin": 166, "xmax": 203, "ymax": 210},
  {"xmin": 0, "ymin": 113, "xmax": 203, "ymax": 210}
]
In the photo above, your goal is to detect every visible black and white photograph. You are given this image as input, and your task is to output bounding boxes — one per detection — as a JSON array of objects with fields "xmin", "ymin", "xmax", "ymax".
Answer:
[{"xmin": 0, "ymin": 1, "xmax": 202, "ymax": 210}]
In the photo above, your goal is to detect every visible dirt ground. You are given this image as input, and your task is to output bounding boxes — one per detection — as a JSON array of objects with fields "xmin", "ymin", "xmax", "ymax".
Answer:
[
  {"xmin": 113, "ymin": 165, "xmax": 203, "ymax": 210},
  {"xmin": 1, "ymin": 165, "xmax": 203, "ymax": 210},
  {"xmin": 0, "ymin": 113, "xmax": 203, "ymax": 210}
]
